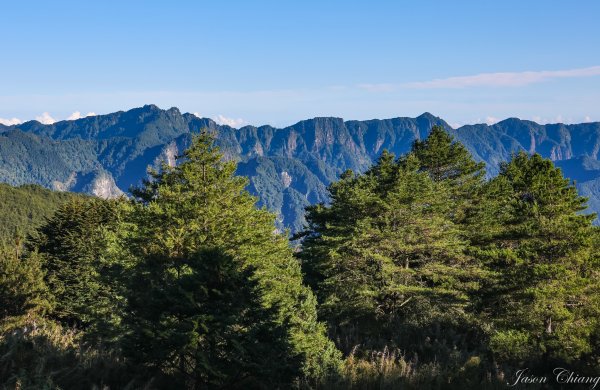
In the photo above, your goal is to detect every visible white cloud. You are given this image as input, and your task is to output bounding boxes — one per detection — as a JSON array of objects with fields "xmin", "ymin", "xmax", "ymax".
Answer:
[
  {"xmin": 452, "ymin": 116, "xmax": 500, "ymax": 127},
  {"xmin": 531, "ymin": 115, "xmax": 577, "ymax": 125},
  {"xmin": 192, "ymin": 112, "xmax": 202, "ymax": 118},
  {"xmin": 35, "ymin": 112, "xmax": 56, "ymax": 124},
  {"xmin": 485, "ymin": 116, "xmax": 499, "ymax": 125},
  {"xmin": 67, "ymin": 111, "xmax": 97, "ymax": 120},
  {"xmin": 584, "ymin": 115, "xmax": 592, "ymax": 122},
  {"xmin": 213, "ymin": 114, "xmax": 246, "ymax": 128},
  {"xmin": 0, "ymin": 117, "xmax": 22, "ymax": 126},
  {"xmin": 67, "ymin": 112, "xmax": 81, "ymax": 120},
  {"xmin": 406, "ymin": 66, "xmax": 600, "ymax": 89}
]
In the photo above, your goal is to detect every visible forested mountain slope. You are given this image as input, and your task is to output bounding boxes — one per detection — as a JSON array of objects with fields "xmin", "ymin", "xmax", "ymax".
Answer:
[
  {"xmin": 1, "ymin": 105, "xmax": 599, "ymax": 230},
  {"xmin": 0, "ymin": 183, "xmax": 82, "ymax": 244}
]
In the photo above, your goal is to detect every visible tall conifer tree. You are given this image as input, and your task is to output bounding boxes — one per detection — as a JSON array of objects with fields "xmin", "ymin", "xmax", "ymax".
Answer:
[
  {"xmin": 123, "ymin": 132, "xmax": 340, "ymax": 386},
  {"xmin": 300, "ymin": 149, "xmax": 480, "ymax": 357},
  {"xmin": 411, "ymin": 125, "xmax": 486, "ymax": 224},
  {"xmin": 34, "ymin": 198, "xmax": 122, "ymax": 332},
  {"xmin": 473, "ymin": 152, "xmax": 599, "ymax": 364},
  {"xmin": 0, "ymin": 243, "xmax": 50, "ymax": 331}
]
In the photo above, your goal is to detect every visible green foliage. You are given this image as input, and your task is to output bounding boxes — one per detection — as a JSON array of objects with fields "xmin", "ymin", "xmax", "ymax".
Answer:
[
  {"xmin": 124, "ymin": 248, "xmax": 302, "ymax": 388},
  {"xmin": 412, "ymin": 125, "xmax": 485, "ymax": 184},
  {"xmin": 33, "ymin": 197, "xmax": 123, "ymax": 334},
  {"xmin": 412, "ymin": 125, "xmax": 486, "ymax": 223},
  {"xmin": 489, "ymin": 330, "xmax": 533, "ymax": 361},
  {"xmin": 123, "ymin": 133, "xmax": 341, "ymax": 386},
  {"xmin": 0, "ymin": 245, "xmax": 51, "ymax": 332},
  {"xmin": 2, "ymin": 125, "xmax": 600, "ymax": 389},
  {"xmin": 299, "ymin": 144, "xmax": 483, "ymax": 359},
  {"xmin": 0, "ymin": 183, "xmax": 81, "ymax": 245},
  {"xmin": 472, "ymin": 152, "xmax": 600, "ymax": 364},
  {"xmin": 300, "ymin": 131, "xmax": 600, "ymax": 386},
  {"xmin": 5, "ymin": 105, "xmax": 600, "ymax": 232}
]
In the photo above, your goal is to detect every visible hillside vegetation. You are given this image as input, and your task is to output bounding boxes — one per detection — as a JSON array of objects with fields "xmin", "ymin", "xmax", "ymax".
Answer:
[
  {"xmin": 1, "ymin": 128, "xmax": 599, "ymax": 389},
  {"xmin": 2, "ymin": 105, "xmax": 600, "ymax": 231},
  {"xmin": 0, "ymin": 183, "xmax": 81, "ymax": 244}
]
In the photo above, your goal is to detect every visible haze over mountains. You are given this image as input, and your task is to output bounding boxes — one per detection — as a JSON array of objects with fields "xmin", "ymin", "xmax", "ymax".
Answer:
[{"xmin": 1, "ymin": 104, "xmax": 599, "ymax": 231}]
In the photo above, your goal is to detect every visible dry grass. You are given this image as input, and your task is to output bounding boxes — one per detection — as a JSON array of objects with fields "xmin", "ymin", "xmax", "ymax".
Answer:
[{"xmin": 319, "ymin": 346, "xmax": 510, "ymax": 390}]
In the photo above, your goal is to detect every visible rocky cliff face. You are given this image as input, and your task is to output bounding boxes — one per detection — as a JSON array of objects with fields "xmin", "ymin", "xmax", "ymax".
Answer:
[
  {"xmin": 88, "ymin": 171, "xmax": 124, "ymax": 199},
  {"xmin": 1, "ymin": 105, "xmax": 599, "ymax": 231},
  {"xmin": 52, "ymin": 170, "xmax": 124, "ymax": 199},
  {"xmin": 454, "ymin": 119, "xmax": 600, "ymax": 175}
]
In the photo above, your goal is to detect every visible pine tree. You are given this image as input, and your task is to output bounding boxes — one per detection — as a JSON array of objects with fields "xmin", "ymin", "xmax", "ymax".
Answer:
[
  {"xmin": 123, "ymin": 132, "xmax": 341, "ymax": 386},
  {"xmin": 125, "ymin": 247, "xmax": 301, "ymax": 388},
  {"xmin": 474, "ymin": 152, "xmax": 600, "ymax": 364},
  {"xmin": 411, "ymin": 125, "xmax": 486, "ymax": 224},
  {"xmin": 0, "ymin": 238, "xmax": 51, "ymax": 331},
  {"xmin": 300, "ymin": 151, "xmax": 480, "ymax": 357},
  {"xmin": 34, "ymin": 197, "xmax": 122, "ymax": 333},
  {"xmin": 411, "ymin": 125, "xmax": 485, "ymax": 184}
]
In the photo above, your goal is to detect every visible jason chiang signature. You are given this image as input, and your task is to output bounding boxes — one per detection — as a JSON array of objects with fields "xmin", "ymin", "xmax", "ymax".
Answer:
[{"xmin": 508, "ymin": 368, "xmax": 600, "ymax": 388}]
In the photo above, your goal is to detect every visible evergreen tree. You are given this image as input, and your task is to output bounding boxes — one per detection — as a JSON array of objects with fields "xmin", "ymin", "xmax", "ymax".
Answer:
[
  {"xmin": 0, "ymin": 183, "xmax": 81, "ymax": 245},
  {"xmin": 300, "ymin": 150, "xmax": 481, "ymax": 358},
  {"xmin": 473, "ymin": 152, "xmax": 600, "ymax": 364},
  {"xmin": 34, "ymin": 197, "xmax": 122, "ymax": 333},
  {"xmin": 411, "ymin": 125, "xmax": 486, "ymax": 224},
  {"xmin": 411, "ymin": 125, "xmax": 485, "ymax": 184},
  {"xmin": 123, "ymin": 132, "xmax": 340, "ymax": 386},
  {"xmin": 125, "ymin": 247, "xmax": 301, "ymax": 389},
  {"xmin": 0, "ymin": 239, "xmax": 51, "ymax": 331}
]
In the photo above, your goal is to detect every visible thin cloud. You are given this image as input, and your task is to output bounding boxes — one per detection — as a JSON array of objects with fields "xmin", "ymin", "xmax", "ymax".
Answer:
[
  {"xmin": 531, "ymin": 115, "xmax": 579, "ymax": 125},
  {"xmin": 406, "ymin": 66, "xmax": 600, "ymax": 89},
  {"xmin": 485, "ymin": 116, "xmax": 500, "ymax": 125},
  {"xmin": 35, "ymin": 112, "xmax": 56, "ymax": 125},
  {"xmin": 0, "ymin": 117, "xmax": 22, "ymax": 126},
  {"xmin": 452, "ymin": 116, "xmax": 502, "ymax": 127},
  {"xmin": 67, "ymin": 112, "xmax": 81, "ymax": 120},
  {"xmin": 213, "ymin": 114, "xmax": 246, "ymax": 128},
  {"xmin": 67, "ymin": 111, "xmax": 97, "ymax": 120}
]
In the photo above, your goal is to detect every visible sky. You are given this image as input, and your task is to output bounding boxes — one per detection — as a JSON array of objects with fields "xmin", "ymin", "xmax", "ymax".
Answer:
[{"xmin": 1, "ymin": 0, "xmax": 600, "ymax": 128}]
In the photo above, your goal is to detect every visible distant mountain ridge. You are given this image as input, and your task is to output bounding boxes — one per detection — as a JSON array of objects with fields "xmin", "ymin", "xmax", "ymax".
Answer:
[{"xmin": 1, "ymin": 104, "xmax": 599, "ymax": 230}]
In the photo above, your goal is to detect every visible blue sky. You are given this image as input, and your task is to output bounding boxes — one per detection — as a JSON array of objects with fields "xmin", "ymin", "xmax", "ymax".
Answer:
[{"xmin": 1, "ymin": 0, "xmax": 600, "ymax": 127}]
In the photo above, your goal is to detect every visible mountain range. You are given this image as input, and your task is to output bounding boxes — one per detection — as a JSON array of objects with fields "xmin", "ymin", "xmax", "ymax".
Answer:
[{"xmin": 1, "ymin": 104, "xmax": 599, "ymax": 231}]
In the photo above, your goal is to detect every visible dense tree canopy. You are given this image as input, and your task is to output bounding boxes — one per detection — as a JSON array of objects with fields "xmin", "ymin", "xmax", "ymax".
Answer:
[
  {"xmin": 1, "ymin": 127, "xmax": 599, "ymax": 389},
  {"xmin": 0, "ymin": 183, "xmax": 81, "ymax": 245},
  {"xmin": 0, "ymin": 245, "xmax": 50, "ymax": 332},
  {"xmin": 299, "ymin": 130, "xmax": 600, "ymax": 384},
  {"xmin": 299, "ymin": 134, "xmax": 487, "ymax": 363},
  {"xmin": 472, "ymin": 152, "xmax": 600, "ymax": 364},
  {"xmin": 120, "ymin": 133, "xmax": 341, "ymax": 387},
  {"xmin": 33, "ymin": 198, "xmax": 122, "ymax": 332},
  {"xmin": 412, "ymin": 125, "xmax": 486, "ymax": 223}
]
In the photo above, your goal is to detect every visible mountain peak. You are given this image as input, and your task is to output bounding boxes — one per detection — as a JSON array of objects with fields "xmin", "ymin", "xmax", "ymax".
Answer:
[
  {"xmin": 495, "ymin": 117, "xmax": 540, "ymax": 128},
  {"xmin": 417, "ymin": 112, "xmax": 437, "ymax": 120},
  {"xmin": 291, "ymin": 116, "xmax": 345, "ymax": 129},
  {"xmin": 141, "ymin": 104, "xmax": 161, "ymax": 112}
]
